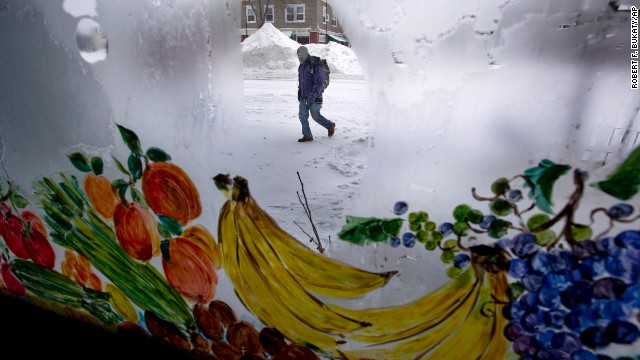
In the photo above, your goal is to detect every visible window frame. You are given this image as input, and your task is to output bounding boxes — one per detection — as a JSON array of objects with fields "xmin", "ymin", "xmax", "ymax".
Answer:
[
  {"xmin": 322, "ymin": 6, "xmax": 327, "ymax": 24},
  {"xmin": 246, "ymin": 5, "xmax": 256, "ymax": 24},
  {"xmin": 264, "ymin": 4, "xmax": 274, "ymax": 23},
  {"xmin": 332, "ymin": 13, "xmax": 337, "ymax": 27},
  {"xmin": 285, "ymin": 4, "xmax": 305, "ymax": 23}
]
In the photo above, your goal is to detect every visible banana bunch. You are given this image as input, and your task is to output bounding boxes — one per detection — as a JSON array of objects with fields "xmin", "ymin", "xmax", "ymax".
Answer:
[{"xmin": 216, "ymin": 175, "xmax": 508, "ymax": 359}]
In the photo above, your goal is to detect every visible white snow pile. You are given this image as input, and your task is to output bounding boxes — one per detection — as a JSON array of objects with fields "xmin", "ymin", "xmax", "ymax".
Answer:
[{"xmin": 241, "ymin": 23, "xmax": 363, "ymax": 80}]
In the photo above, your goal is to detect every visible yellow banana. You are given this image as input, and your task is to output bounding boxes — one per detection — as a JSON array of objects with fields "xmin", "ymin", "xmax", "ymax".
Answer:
[
  {"xmin": 218, "ymin": 193, "xmax": 366, "ymax": 351},
  {"xmin": 244, "ymin": 196, "xmax": 397, "ymax": 298},
  {"xmin": 339, "ymin": 271, "xmax": 509, "ymax": 360}
]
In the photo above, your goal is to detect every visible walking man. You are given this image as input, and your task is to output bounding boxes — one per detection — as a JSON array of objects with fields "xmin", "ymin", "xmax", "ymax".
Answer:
[{"xmin": 296, "ymin": 46, "xmax": 335, "ymax": 142}]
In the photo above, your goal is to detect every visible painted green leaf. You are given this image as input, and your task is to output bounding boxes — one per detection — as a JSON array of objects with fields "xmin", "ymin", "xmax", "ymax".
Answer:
[
  {"xmin": 570, "ymin": 224, "xmax": 593, "ymax": 242},
  {"xmin": 527, "ymin": 213, "xmax": 550, "ymax": 231},
  {"xmin": 68, "ymin": 152, "xmax": 91, "ymax": 172},
  {"xmin": 146, "ymin": 147, "xmax": 171, "ymax": 162},
  {"xmin": 158, "ymin": 215, "xmax": 183, "ymax": 236},
  {"xmin": 507, "ymin": 282, "xmax": 525, "ymax": 301},
  {"xmin": 158, "ymin": 223, "xmax": 172, "ymax": 240},
  {"xmin": 128, "ymin": 153, "xmax": 143, "ymax": 181},
  {"xmin": 161, "ymin": 239, "xmax": 171, "ymax": 263},
  {"xmin": 591, "ymin": 146, "xmax": 640, "ymax": 200},
  {"xmin": 524, "ymin": 159, "xmax": 571, "ymax": 214},
  {"xmin": 112, "ymin": 179, "xmax": 129, "ymax": 204},
  {"xmin": 338, "ymin": 216, "xmax": 402, "ymax": 245},
  {"xmin": 130, "ymin": 187, "xmax": 149, "ymax": 209},
  {"xmin": 90, "ymin": 156, "xmax": 104, "ymax": 175},
  {"xmin": 10, "ymin": 193, "xmax": 28, "ymax": 209},
  {"xmin": 116, "ymin": 124, "xmax": 143, "ymax": 155},
  {"xmin": 112, "ymin": 155, "xmax": 131, "ymax": 177}
]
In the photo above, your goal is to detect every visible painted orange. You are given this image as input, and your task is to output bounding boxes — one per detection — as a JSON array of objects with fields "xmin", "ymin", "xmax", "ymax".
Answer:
[
  {"xmin": 114, "ymin": 202, "xmax": 161, "ymax": 262},
  {"xmin": 141, "ymin": 162, "xmax": 202, "ymax": 226},
  {"xmin": 181, "ymin": 224, "xmax": 222, "ymax": 269},
  {"xmin": 83, "ymin": 173, "xmax": 117, "ymax": 219},
  {"xmin": 162, "ymin": 237, "xmax": 217, "ymax": 304}
]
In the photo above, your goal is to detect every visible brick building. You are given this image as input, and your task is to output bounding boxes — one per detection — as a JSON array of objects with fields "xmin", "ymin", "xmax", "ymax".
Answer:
[{"xmin": 240, "ymin": 0, "xmax": 349, "ymax": 46}]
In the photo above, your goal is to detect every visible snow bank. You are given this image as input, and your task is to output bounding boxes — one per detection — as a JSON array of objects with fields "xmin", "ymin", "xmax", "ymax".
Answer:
[{"xmin": 241, "ymin": 23, "xmax": 363, "ymax": 80}]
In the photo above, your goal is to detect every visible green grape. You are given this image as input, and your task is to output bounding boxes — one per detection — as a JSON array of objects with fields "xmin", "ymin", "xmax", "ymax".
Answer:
[
  {"xmin": 446, "ymin": 266, "xmax": 462, "ymax": 278},
  {"xmin": 408, "ymin": 212, "xmax": 421, "ymax": 224},
  {"xmin": 441, "ymin": 250, "xmax": 455, "ymax": 264},
  {"xmin": 425, "ymin": 241, "xmax": 437, "ymax": 251},
  {"xmin": 416, "ymin": 211, "xmax": 429, "ymax": 223},
  {"xmin": 487, "ymin": 219, "xmax": 509, "ymax": 239},
  {"xmin": 570, "ymin": 224, "xmax": 593, "ymax": 241},
  {"xmin": 424, "ymin": 221, "xmax": 436, "ymax": 231},
  {"xmin": 467, "ymin": 209, "xmax": 484, "ymax": 224},
  {"xmin": 491, "ymin": 177, "xmax": 510, "ymax": 196},
  {"xmin": 534, "ymin": 229, "xmax": 556, "ymax": 246},
  {"xmin": 453, "ymin": 221, "xmax": 469, "ymax": 236},
  {"xmin": 430, "ymin": 230, "xmax": 443, "ymax": 242},
  {"xmin": 409, "ymin": 222, "xmax": 421, "ymax": 232},
  {"xmin": 527, "ymin": 213, "xmax": 550, "ymax": 230},
  {"xmin": 507, "ymin": 282, "xmax": 525, "ymax": 301},
  {"xmin": 489, "ymin": 199, "xmax": 512, "ymax": 217},
  {"xmin": 453, "ymin": 204, "xmax": 472, "ymax": 222},
  {"xmin": 416, "ymin": 230, "xmax": 429, "ymax": 242},
  {"xmin": 443, "ymin": 239, "xmax": 458, "ymax": 250}
]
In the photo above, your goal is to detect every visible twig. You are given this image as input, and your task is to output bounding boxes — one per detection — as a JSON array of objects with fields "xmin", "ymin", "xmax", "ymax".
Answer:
[{"xmin": 296, "ymin": 172, "xmax": 324, "ymax": 253}]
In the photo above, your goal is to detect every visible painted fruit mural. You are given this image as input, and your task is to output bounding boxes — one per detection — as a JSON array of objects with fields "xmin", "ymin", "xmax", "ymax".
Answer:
[{"xmin": 0, "ymin": 124, "xmax": 638, "ymax": 359}]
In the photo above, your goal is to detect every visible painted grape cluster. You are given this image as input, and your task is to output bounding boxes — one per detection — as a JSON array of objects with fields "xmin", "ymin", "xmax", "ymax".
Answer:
[{"xmin": 339, "ymin": 154, "xmax": 640, "ymax": 359}]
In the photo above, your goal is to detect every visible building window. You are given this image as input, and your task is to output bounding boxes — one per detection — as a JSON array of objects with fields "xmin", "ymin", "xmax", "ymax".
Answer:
[
  {"xmin": 246, "ymin": 6, "xmax": 256, "ymax": 23},
  {"xmin": 322, "ymin": 6, "xmax": 327, "ymax": 24},
  {"xmin": 264, "ymin": 5, "xmax": 274, "ymax": 23},
  {"xmin": 332, "ymin": 14, "xmax": 337, "ymax": 27},
  {"xmin": 285, "ymin": 4, "xmax": 304, "ymax": 23}
]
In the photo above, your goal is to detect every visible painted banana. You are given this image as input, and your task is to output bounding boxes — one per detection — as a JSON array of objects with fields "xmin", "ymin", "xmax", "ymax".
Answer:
[
  {"xmin": 216, "ymin": 174, "xmax": 509, "ymax": 359},
  {"xmin": 338, "ymin": 271, "xmax": 509, "ymax": 360}
]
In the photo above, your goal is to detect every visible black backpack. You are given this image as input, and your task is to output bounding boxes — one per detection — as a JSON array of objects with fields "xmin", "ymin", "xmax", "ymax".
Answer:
[{"xmin": 309, "ymin": 56, "xmax": 330, "ymax": 89}]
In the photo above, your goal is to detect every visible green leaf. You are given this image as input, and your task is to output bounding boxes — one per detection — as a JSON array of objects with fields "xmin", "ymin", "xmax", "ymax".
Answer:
[
  {"xmin": 116, "ymin": 124, "xmax": 143, "ymax": 155},
  {"xmin": 527, "ymin": 213, "xmax": 550, "ymax": 231},
  {"xmin": 524, "ymin": 159, "xmax": 571, "ymax": 214},
  {"xmin": 111, "ymin": 179, "xmax": 129, "ymax": 204},
  {"xmin": 67, "ymin": 152, "xmax": 91, "ymax": 172},
  {"xmin": 158, "ymin": 215, "xmax": 183, "ymax": 236},
  {"xmin": 128, "ymin": 153, "xmax": 143, "ymax": 181},
  {"xmin": 146, "ymin": 147, "xmax": 172, "ymax": 162},
  {"xmin": 591, "ymin": 146, "xmax": 640, "ymax": 200},
  {"xmin": 158, "ymin": 223, "xmax": 172, "ymax": 240},
  {"xmin": 10, "ymin": 193, "xmax": 28, "ymax": 209},
  {"xmin": 90, "ymin": 156, "xmax": 104, "ymax": 175},
  {"xmin": 507, "ymin": 282, "xmax": 526, "ymax": 301},
  {"xmin": 112, "ymin": 156, "xmax": 131, "ymax": 177},
  {"xmin": 130, "ymin": 187, "xmax": 149, "ymax": 209},
  {"xmin": 570, "ymin": 224, "xmax": 593, "ymax": 242},
  {"xmin": 487, "ymin": 219, "xmax": 509, "ymax": 239},
  {"xmin": 338, "ymin": 216, "xmax": 402, "ymax": 245}
]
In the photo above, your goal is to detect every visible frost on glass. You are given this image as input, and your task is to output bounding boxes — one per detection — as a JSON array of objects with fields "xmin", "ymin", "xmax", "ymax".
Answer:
[{"xmin": 331, "ymin": 0, "xmax": 638, "ymax": 220}]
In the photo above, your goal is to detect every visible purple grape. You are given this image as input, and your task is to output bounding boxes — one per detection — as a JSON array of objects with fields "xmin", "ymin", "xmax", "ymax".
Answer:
[
  {"xmin": 565, "ymin": 307, "xmax": 597, "ymax": 332},
  {"xmin": 453, "ymin": 253, "xmax": 470, "ymax": 268},
  {"xmin": 536, "ymin": 329, "xmax": 557, "ymax": 348},
  {"xmin": 604, "ymin": 320, "xmax": 639, "ymax": 344},
  {"xmin": 614, "ymin": 230, "xmax": 640, "ymax": 249},
  {"xmin": 521, "ymin": 311, "xmax": 546, "ymax": 332},
  {"xmin": 402, "ymin": 232, "xmax": 416, "ymax": 248},
  {"xmin": 393, "ymin": 201, "xmax": 408, "ymax": 215},
  {"xmin": 438, "ymin": 222, "xmax": 453, "ymax": 236},
  {"xmin": 551, "ymin": 331, "xmax": 582, "ymax": 353},
  {"xmin": 573, "ymin": 240, "xmax": 598, "ymax": 260},
  {"xmin": 480, "ymin": 215, "xmax": 496, "ymax": 229},
  {"xmin": 608, "ymin": 203, "xmax": 634, "ymax": 219},
  {"xmin": 543, "ymin": 270, "xmax": 573, "ymax": 291},
  {"xmin": 571, "ymin": 349, "xmax": 597, "ymax": 360},
  {"xmin": 508, "ymin": 258, "xmax": 529, "ymax": 279},
  {"xmin": 512, "ymin": 335, "xmax": 540, "ymax": 356},
  {"xmin": 622, "ymin": 284, "xmax": 640, "ymax": 307},
  {"xmin": 561, "ymin": 281, "xmax": 593, "ymax": 310},
  {"xmin": 519, "ymin": 292, "xmax": 539, "ymax": 312},
  {"xmin": 504, "ymin": 321, "xmax": 526, "ymax": 341},
  {"xmin": 580, "ymin": 326, "xmax": 610, "ymax": 349},
  {"xmin": 543, "ymin": 309, "xmax": 566, "ymax": 329},
  {"xmin": 508, "ymin": 189, "xmax": 523, "ymax": 202},
  {"xmin": 496, "ymin": 237, "xmax": 513, "ymax": 250},
  {"xmin": 592, "ymin": 277, "xmax": 628, "ymax": 300},
  {"xmin": 522, "ymin": 274, "xmax": 543, "ymax": 292},
  {"xmin": 591, "ymin": 300, "xmax": 632, "ymax": 321},
  {"xmin": 389, "ymin": 236, "xmax": 401, "ymax": 248},
  {"xmin": 537, "ymin": 286, "xmax": 561, "ymax": 309},
  {"xmin": 513, "ymin": 233, "xmax": 539, "ymax": 258}
]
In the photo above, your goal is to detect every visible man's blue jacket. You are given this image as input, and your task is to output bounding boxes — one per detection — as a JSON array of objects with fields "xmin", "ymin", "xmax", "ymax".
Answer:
[{"xmin": 298, "ymin": 56, "xmax": 324, "ymax": 103}]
